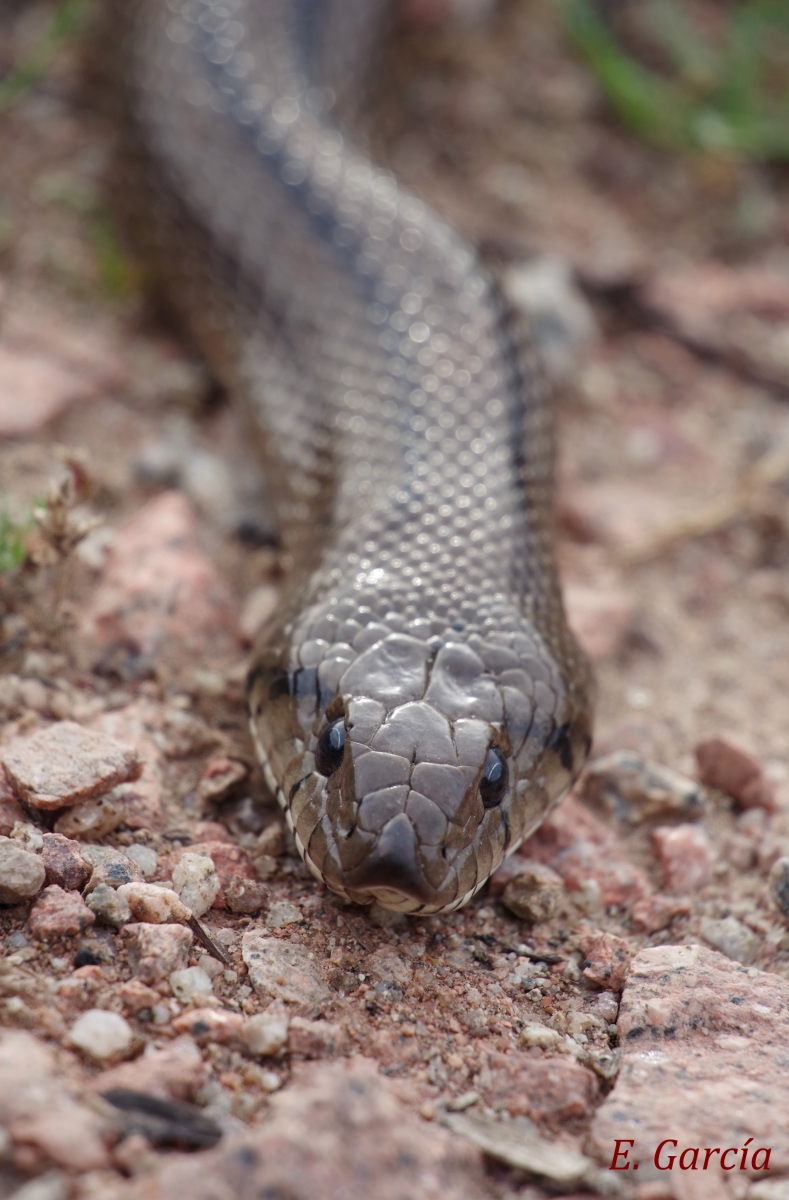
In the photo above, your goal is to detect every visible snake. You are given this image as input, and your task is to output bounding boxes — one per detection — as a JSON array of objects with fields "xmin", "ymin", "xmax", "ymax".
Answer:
[{"xmin": 108, "ymin": 0, "xmax": 594, "ymax": 913}]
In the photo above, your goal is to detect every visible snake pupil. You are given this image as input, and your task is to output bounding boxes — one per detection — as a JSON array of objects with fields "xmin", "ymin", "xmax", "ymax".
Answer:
[
  {"xmin": 315, "ymin": 719, "xmax": 347, "ymax": 777},
  {"xmin": 479, "ymin": 747, "xmax": 508, "ymax": 809}
]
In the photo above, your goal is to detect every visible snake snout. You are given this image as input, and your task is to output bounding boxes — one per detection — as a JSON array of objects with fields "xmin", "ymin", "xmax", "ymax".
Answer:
[{"xmin": 344, "ymin": 811, "xmax": 436, "ymax": 907}]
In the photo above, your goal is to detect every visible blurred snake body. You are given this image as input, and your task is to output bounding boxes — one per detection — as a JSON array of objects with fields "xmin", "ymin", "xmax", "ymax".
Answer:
[{"xmin": 111, "ymin": 0, "xmax": 593, "ymax": 913}]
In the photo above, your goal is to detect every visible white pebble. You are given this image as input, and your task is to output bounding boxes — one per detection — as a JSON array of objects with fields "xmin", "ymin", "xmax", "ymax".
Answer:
[
  {"xmin": 240, "ymin": 1010, "xmax": 289, "ymax": 1057},
  {"xmin": 169, "ymin": 966, "xmax": 214, "ymax": 1003},
  {"xmin": 266, "ymin": 900, "xmax": 302, "ymax": 929},
  {"xmin": 125, "ymin": 843, "xmax": 158, "ymax": 877},
  {"xmin": 172, "ymin": 852, "xmax": 220, "ymax": 918},
  {"xmin": 0, "ymin": 838, "xmax": 46, "ymax": 903},
  {"xmin": 10, "ymin": 822, "xmax": 44, "ymax": 854},
  {"xmin": 117, "ymin": 882, "xmax": 191, "ymax": 924},
  {"xmin": 69, "ymin": 1009, "xmax": 132, "ymax": 1060},
  {"xmin": 520, "ymin": 1023, "xmax": 561, "ymax": 1049}
]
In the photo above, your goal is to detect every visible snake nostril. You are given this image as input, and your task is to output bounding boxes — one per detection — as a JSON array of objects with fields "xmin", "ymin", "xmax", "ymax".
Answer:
[
  {"xmin": 315, "ymin": 719, "xmax": 347, "ymax": 776},
  {"xmin": 479, "ymin": 747, "xmax": 508, "ymax": 809}
]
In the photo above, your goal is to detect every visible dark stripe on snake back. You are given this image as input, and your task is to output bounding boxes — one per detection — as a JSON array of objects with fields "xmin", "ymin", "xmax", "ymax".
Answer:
[{"xmin": 109, "ymin": 0, "xmax": 594, "ymax": 913}]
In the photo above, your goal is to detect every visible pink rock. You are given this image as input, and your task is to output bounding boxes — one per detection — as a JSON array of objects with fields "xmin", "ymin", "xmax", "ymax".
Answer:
[
  {"xmin": 579, "ymin": 931, "xmax": 632, "ymax": 992},
  {"xmin": 0, "ymin": 306, "xmax": 126, "ymax": 436},
  {"xmin": 563, "ymin": 578, "xmax": 634, "ymax": 661},
  {"xmin": 113, "ymin": 1057, "xmax": 484, "ymax": 1199},
  {"xmin": 225, "ymin": 875, "xmax": 270, "ymax": 914},
  {"xmin": 91, "ymin": 1036, "xmax": 208, "ymax": 1102},
  {"xmin": 518, "ymin": 794, "xmax": 650, "ymax": 908},
  {"xmin": 695, "ymin": 736, "xmax": 776, "ymax": 812},
  {"xmin": 652, "ymin": 824, "xmax": 714, "ymax": 893},
  {"xmin": 288, "ymin": 1017, "xmax": 348, "ymax": 1059},
  {"xmin": 196, "ymin": 755, "xmax": 248, "ymax": 806},
  {"xmin": 558, "ymin": 480, "xmax": 680, "ymax": 552},
  {"xmin": 630, "ymin": 893, "xmax": 692, "ymax": 934},
  {"xmin": 588, "ymin": 944, "xmax": 789, "ymax": 1180},
  {"xmin": 56, "ymin": 966, "xmax": 105, "ymax": 1017},
  {"xmin": 123, "ymin": 921, "xmax": 193, "ymax": 984},
  {"xmin": 93, "ymin": 701, "xmax": 167, "ymax": 831},
  {"xmin": 479, "ymin": 1051, "xmax": 598, "ymax": 1130},
  {"xmin": 1, "ymin": 720, "xmax": 141, "ymax": 810},
  {"xmin": 118, "ymin": 980, "xmax": 161, "ymax": 1014},
  {"xmin": 41, "ymin": 832, "xmax": 89, "ymax": 891},
  {"xmin": 172, "ymin": 1008, "xmax": 245, "ymax": 1045},
  {"xmin": 82, "ymin": 491, "xmax": 238, "ymax": 661},
  {"xmin": 27, "ymin": 884, "xmax": 95, "ymax": 939},
  {"xmin": 0, "ymin": 1030, "xmax": 110, "ymax": 1171}
]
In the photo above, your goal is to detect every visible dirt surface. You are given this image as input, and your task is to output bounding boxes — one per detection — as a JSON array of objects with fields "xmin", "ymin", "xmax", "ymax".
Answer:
[{"xmin": 3, "ymin": 2, "xmax": 789, "ymax": 1198}]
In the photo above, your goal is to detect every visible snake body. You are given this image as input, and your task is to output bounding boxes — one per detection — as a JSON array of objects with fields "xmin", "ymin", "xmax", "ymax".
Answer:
[{"xmin": 111, "ymin": 0, "xmax": 593, "ymax": 913}]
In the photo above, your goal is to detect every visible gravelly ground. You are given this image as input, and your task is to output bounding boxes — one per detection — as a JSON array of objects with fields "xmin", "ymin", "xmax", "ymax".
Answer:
[{"xmin": 3, "ymin": 2, "xmax": 789, "ymax": 1198}]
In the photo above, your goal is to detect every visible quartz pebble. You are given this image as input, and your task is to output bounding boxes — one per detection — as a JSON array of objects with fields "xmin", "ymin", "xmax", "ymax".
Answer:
[
  {"xmin": 165, "ymin": 839, "xmax": 257, "ymax": 909},
  {"xmin": 28, "ymin": 884, "xmax": 95, "ymax": 939},
  {"xmin": 0, "ymin": 721, "xmax": 140, "ymax": 810},
  {"xmin": 124, "ymin": 922, "xmax": 193, "ymax": 984},
  {"xmin": 242, "ymin": 933, "xmax": 331, "ymax": 1005},
  {"xmin": 172, "ymin": 1007, "xmax": 244, "ymax": 1044},
  {"xmin": 267, "ymin": 900, "xmax": 303, "ymax": 928},
  {"xmin": 118, "ymin": 882, "xmax": 191, "ymax": 924},
  {"xmin": 0, "ymin": 836, "xmax": 46, "ymax": 903},
  {"xmin": 241, "ymin": 1009, "xmax": 290, "ymax": 1057},
  {"xmin": 695, "ymin": 735, "xmax": 776, "ymax": 812},
  {"xmin": 54, "ymin": 793, "xmax": 126, "ymax": 839},
  {"xmin": 652, "ymin": 823, "xmax": 714, "ymax": 893},
  {"xmin": 69, "ymin": 1009, "xmax": 132, "ymax": 1061},
  {"xmin": 700, "ymin": 915, "xmax": 761, "ymax": 964},
  {"xmin": 10, "ymin": 821, "xmax": 44, "ymax": 853},
  {"xmin": 169, "ymin": 966, "xmax": 214, "ymax": 1003},
  {"xmin": 125, "ymin": 843, "xmax": 158, "ymax": 877},
  {"xmin": 41, "ymin": 833, "xmax": 89, "ymax": 891},
  {"xmin": 85, "ymin": 882, "xmax": 131, "ymax": 927},
  {"xmin": 500, "ymin": 862, "xmax": 563, "ymax": 923},
  {"xmin": 589, "ymin": 944, "xmax": 789, "ymax": 1177},
  {"xmin": 171, "ymin": 852, "xmax": 220, "ymax": 918},
  {"xmin": 519, "ymin": 1023, "xmax": 561, "ymax": 1050},
  {"xmin": 582, "ymin": 751, "xmax": 705, "ymax": 823}
]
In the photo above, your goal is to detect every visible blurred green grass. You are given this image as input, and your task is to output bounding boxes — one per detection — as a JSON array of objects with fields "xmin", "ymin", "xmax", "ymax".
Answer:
[
  {"xmin": 0, "ymin": 0, "xmax": 89, "ymax": 115},
  {"xmin": 0, "ymin": 511, "xmax": 28, "ymax": 575},
  {"xmin": 562, "ymin": 0, "xmax": 789, "ymax": 159}
]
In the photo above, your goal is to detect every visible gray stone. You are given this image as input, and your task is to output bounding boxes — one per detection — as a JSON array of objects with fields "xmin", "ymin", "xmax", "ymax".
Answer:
[
  {"xmin": 172, "ymin": 851, "xmax": 220, "ymax": 918},
  {"xmin": 242, "ymin": 933, "xmax": 330, "ymax": 1006},
  {"xmin": 125, "ymin": 843, "xmax": 158, "ymax": 877},
  {"xmin": 0, "ymin": 837, "xmax": 46, "ymax": 903},
  {"xmin": 85, "ymin": 882, "xmax": 131, "ymax": 927},
  {"xmin": 169, "ymin": 966, "xmax": 213, "ymax": 1003},
  {"xmin": 700, "ymin": 915, "xmax": 761, "ymax": 964},
  {"xmin": 1, "ymin": 721, "xmax": 140, "ymax": 810},
  {"xmin": 440, "ymin": 1109, "xmax": 591, "ymax": 1185}
]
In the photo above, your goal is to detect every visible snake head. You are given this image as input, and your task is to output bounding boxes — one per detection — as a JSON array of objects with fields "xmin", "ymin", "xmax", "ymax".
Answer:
[{"xmin": 249, "ymin": 601, "xmax": 592, "ymax": 914}]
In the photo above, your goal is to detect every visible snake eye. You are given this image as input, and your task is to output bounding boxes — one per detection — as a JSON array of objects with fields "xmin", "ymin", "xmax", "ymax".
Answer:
[
  {"xmin": 479, "ymin": 747, "xmax": 508, "ymax": 809},
  {"xmin": 315, "ymin": 719, "xmax": 347, "ymax": 777}
]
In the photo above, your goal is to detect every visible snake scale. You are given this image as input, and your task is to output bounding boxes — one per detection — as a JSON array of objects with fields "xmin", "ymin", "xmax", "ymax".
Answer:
[{"xmin": 108, "ymin": 0, "xmax": 594, "ymax": 913}]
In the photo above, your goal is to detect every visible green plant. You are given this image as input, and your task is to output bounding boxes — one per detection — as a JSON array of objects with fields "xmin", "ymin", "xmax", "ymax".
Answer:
[
  {"xmin": 0, "ymin": 0, "xmax": 89, "ymax": 115},
  {"xmin": 562, "ymin": 0, "xmax": 789, "ymax": 159},
  {"xmin": 0, "ymin": 512, "xmax": 28, "ymax": 575}
]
